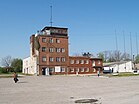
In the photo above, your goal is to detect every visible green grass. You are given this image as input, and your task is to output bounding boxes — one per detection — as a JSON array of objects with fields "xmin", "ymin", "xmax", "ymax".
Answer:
[
  {"xmin": 108, "ymin": 72, "xmax": 139, "ymax": 77},
  {"xmin": 0, "ymin": 72, "xmax": 25, "ymax": 78}
]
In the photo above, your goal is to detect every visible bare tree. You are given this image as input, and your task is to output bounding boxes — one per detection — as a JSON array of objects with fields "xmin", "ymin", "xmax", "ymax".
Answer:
[
  {"xmin": 1, "ymin": 56, "xmax": 12, "ymax": 67},
  {"xmin": 114, "ymin": 50, "xmax": 121, "ymax": 61},
  {"xmin": 121, "ymin": 52, "xmax": 130, "ymax": 61},
  {"xmin": 99, "ymin": 50, "xmax": 130, "ymax": 62},
  {"xmin": 97, "ymin": 52, "xmax": 104, "ymax": 62},
  {"xmin": 103, "ymin": 51, "xmax": 109, "ymax": 62}
]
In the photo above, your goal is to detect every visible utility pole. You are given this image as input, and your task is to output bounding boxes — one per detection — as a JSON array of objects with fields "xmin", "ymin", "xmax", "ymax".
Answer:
[
  {"xmin": 115, "ymin": 30, "xmax": 118, "ymax": 61},
  {"xmin": 130, "ymin": 32, "xmax": 133, "ymax": 61},
  {"xmin": 115, "ymin": 30, "xmax": 119, "ymax": 73},
  {"xmin": 123, "ymin": 31, "xmax": 126, "ymax": 71},
  {"xmin": 136, "ymin": 32, "xmax": 138, "ymax": 56}
]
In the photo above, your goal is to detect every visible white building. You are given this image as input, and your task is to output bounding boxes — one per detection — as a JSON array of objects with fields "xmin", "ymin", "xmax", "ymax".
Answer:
[
  {"xmin": 23, "ymin": 56, "xmax": 38, "ymax": 75},
  {"xmin": 103, "ymin": 61, "xmax": 134, "ymax": 73},
  {"xmin": 23, "ymin": 57, "xmax": 30, "ymax": 74}
]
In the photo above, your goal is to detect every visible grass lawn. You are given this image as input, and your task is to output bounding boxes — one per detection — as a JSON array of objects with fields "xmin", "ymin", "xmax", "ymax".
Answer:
[
  {"xmin": 108, "ymin": 72, "xmax": 139, "ymax": 77},
  {"xmin": 0, "ymin": 72, "xmax": 25, "ymax": 78}
]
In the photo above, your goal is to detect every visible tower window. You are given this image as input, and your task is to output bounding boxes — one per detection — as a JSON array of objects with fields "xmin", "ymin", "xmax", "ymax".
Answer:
[
  {"xmin": 49, "ymin": 38, "xmax": 53, "ymax": 43},
  {"xmin": 61, "ymin": 48, "xmax": 65, "ymax": 52},
  {"xmin": 42, "ymin": 56, "xmax": 46, "ymax": 62},
  {"xmin": 49, "ymin": 57, "xmax": 54, "ymax": 62},
  {"xmin": 42, "ymin": 47, "xmax": 46, "ymax": 52},
  {"xmin": 56, "ymin": 39, "xmax": 60, "ymax": 43},
  {"xmin": 56, "ymin": 48, "xmax": 61, "ymax": 52},
  {"xmin": 49, "ymin": 48, "xmax": 54, "ymax": 52},
  {"xmin": 42, "ymin": 38, "xmax": 46, "ymax": 42},
  {"xmin": 56, "ymin": 57, "xmax": 60, "ymax": 62},
  {"xmin": 61, "ymin": 57, "xmax": 65, "ymax": 62}
]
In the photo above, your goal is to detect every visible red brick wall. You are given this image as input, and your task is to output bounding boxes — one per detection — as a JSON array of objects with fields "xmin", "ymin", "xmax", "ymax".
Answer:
[
  {"xmin": 35, "ymin": 35, "xmax": 69, "ymax": 75},
  {"xmin": 68, "ymin": 56, "xmax": 93, "ymax": 74}
]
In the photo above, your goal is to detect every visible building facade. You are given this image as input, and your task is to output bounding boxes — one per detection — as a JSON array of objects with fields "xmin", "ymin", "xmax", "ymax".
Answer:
[
  {"xmin": 103, "ymin": 61, "xmax": 134, "ymax": 73},
  {"xmin": 23, "ymin": 26, "xmax": 103, "ymax": 75},
  {"xmin": 68, "ymin": 57, "xmax": 102, "ymax": 75}
]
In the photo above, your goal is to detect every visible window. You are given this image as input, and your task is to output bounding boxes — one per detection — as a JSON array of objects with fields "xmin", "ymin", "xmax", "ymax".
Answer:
[
  {"xmin": 61, "ymin": 57, "xmax": 65, "ymax": 62},
  {"xmin": 98, "ymin": 68, "xmax": 100, "ymax": 71},
  {"xmin": 75, "ymin": 60, "xmax": 79, "ymax": 64},
  {"xmin": 56, "ymin": 48, "xmax": 60, "ymax": 52},
  {"xmin": 93, "ymin": 68, "xmax": 96, "ymax": 72},
  {"xmin": 42, "ymin": 56, "xmax": 46, "ymax": 62},
  {"xmin": 70, "ymin": 68, "xmax": 74, "ymax": 72},
  {"xmin": 85, "ymin": 60, "xmax": 89, "ymax": 64},
  {"xmin": 86, "ymin": 68, "xmax": 89, "ymax": 72},
  {"xmin": 49, "ymin": 38, "xmax": 53, "ymax": 43},
  {"xmin": 49, "ymin": 57, "xmax": 54, "ymax": 62},
  {"xmin": 61, "ymin": 48, "xmax": 65, "ymax": 53},
  {"xmin": 70, "ymin": 60, "xmax": 74, "ymax": 64},
  {"xmin": 61, "ymin": 67, "xmax": 65, "ymax": 72},
  {"xmin": 56, "ymin": 57, "xmax": 60, "ymax": 62},
  {"xmin": 80, "ymin": 60, "xmax": 84, "ymax": 64},
  {"xmin": 56, "ymin": 48, "xmax": 61, "ymax": 52},
  {"xmin": 92, "ymin": 60, "xmax": 95, "ymax": 66},
  {"xmin": 76, "ymin": 68, "xmax": 79, "ymax": 72},
  {"xmin": 42, "ymin": 47, "xmax": 46, "ymax": 52},
  {"xmin": 98, "ymin": 60, "xmax": 100, "ymax": 64},
  {"xmin": 80, "ymin": 68, "xmax": 84, "ymax": 72},
  {"xmin": 56, "ymin": 39, "xmax": 60, "ymax": 43},
  {"xmin": 49, "ymin": 67, "xmax": 55, "ymax": 72},
  {"xmin": 42, "ymin": 38, "xmax": 46, "ymax": 42},
  {"xmin": 49, "ymin": 48, "xmax": 54, "ymax": 52}
]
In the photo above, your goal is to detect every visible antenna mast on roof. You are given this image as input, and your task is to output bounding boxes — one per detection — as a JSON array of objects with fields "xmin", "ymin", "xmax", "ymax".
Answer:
[{"xmin": 50, "ymin": 5, "xmax": 53, "ymax": 27}]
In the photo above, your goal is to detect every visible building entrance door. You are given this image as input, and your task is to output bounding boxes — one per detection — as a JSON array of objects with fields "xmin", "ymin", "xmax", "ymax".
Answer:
[
  {"xmin": 76, "ymin": 68, "xmax": 79, "ymax": 75},
  {"xmin": 42, "ymin": 68, "xmax": 46, "ymax": 75},
  {"xmin": 45, "ymin": 68, "xmax": 49, "ymax": 75}
]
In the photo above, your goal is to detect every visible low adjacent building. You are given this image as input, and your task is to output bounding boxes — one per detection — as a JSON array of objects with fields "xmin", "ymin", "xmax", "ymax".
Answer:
[
  {"xmin": 68, "ymin": 56, "xmax": 102, "ymax": 75},
  {"xmin": 103, "ymin": 61, "xmax": 134, "ymax": 73}
]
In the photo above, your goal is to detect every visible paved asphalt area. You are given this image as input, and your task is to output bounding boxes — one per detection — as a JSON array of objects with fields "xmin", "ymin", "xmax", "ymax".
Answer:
[{"xmin": 0, "ymin": 75, "xmax": 139, "ymax": 104}]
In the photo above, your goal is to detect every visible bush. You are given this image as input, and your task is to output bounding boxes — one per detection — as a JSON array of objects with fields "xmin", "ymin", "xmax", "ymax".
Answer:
[
  {"xmin": 0, "ymin": 67, "xmax": 15, "ymax": 74},
  {"xmin": 13, "ymin": 68, "xmax": 22, "ymax": 72},
  {"xmin": 0, "ymin": 67, "xmax": 2, "ymax": 73},
  {"xmin": 0, "ymin": 67, "xmax": 8, "ymax": 73},
  {"xmin": 9, "ymin": 68, "xmax": 14, "ymax": 72}
]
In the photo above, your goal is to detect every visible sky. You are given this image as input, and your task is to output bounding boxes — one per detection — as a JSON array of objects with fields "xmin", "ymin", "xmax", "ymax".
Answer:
[{"xmin": 0, "ymin": 0, "xmax": 139, "ymax": 61}]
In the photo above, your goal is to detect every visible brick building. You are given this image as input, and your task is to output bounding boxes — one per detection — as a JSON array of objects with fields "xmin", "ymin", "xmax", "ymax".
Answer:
[
  {"xmin": 23, "ymin": 26, "xmax": 103, "ymax": 75},
  {"xmin": 69, "ymin": 57, "xmax": 102, "ymax": 75}
]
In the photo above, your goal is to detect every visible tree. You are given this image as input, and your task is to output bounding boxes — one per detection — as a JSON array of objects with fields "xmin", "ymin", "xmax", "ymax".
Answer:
[
  {"xmin": 135, "ymin": 55, "xmax": 139, "ymax": 63},
  {"xmin": 1, "ymin": 55, "xmax": 12, "ymax": 67},
  {"xmin": 120, "ymin": 52, "xmax": 130, "ymax": 61},
  {"xmin": 99, "ymin": 50, "xmax": 130, "ymax": 62},
  {"xmin": 97, "ymin": 52, "xmax": 104, "ymax": 62},
  {"xmin": 103, "ymin": 51, "xmax": 109, "ymax": 62},
  {"xmin": 11, "ymin": 58, "xmax": 23, "ymax": 72}
]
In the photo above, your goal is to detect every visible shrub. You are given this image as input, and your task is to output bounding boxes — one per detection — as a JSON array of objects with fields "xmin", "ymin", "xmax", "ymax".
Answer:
[{"xmin": 0, "ymin": 67, "xmax": 8, "ymax": 73}]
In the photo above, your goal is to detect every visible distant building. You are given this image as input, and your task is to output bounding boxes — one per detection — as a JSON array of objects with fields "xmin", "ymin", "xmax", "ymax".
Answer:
[
  {"xmin": 103, "ymin": 61, "xmax": 134, "ymax": 73},
  {"xmin": 23, "ymin": 26, "xmax": 103, "ymax": 75}
]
